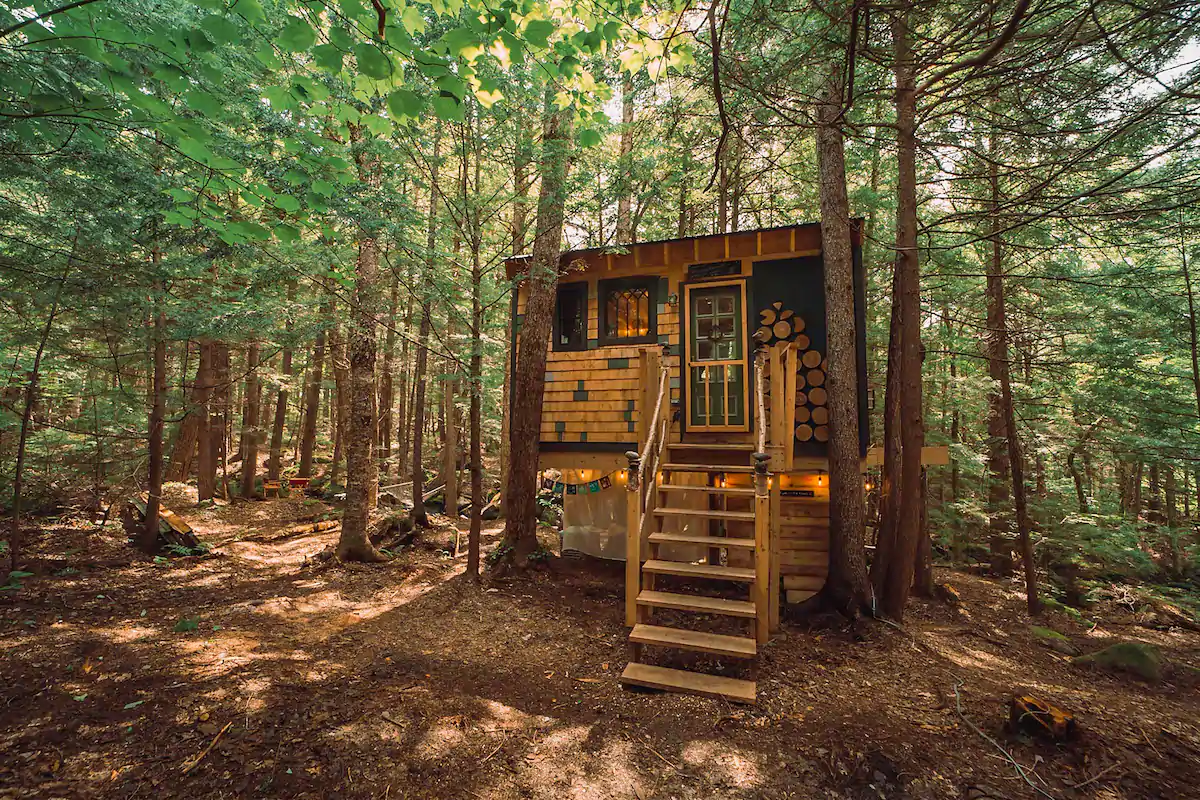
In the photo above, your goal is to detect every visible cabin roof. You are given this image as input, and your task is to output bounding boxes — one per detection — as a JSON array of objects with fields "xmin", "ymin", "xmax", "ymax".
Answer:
[{"xmin": 504, "ymin": 220, "xmax": 854, "ymax": 280}]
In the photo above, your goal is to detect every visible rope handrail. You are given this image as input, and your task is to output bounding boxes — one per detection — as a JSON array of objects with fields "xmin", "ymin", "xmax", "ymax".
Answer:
[
  {"xmin": 636, "ymin": 358, "xmax": 671, "ymax": 489},
  {"xmin": 642, "ymin": 415, "xmax": 670, "ymax": 517}
]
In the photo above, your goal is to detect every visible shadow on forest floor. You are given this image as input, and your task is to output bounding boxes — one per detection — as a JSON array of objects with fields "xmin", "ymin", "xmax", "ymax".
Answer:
[{"xmin": 2, "ymin": 495, "xmax": 1199, "ymax": 799}]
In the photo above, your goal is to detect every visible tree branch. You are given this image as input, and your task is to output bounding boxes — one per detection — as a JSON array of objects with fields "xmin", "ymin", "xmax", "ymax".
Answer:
[
  {"xmin": 0, "ymin": 0, "xmax": 105, "ymax": 39},
  {"xmin": 914, "ymin": 0, "xmax": 1034, "ymax": 97}
]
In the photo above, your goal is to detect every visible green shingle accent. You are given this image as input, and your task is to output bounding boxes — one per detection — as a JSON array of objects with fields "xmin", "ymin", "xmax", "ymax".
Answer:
[
  {"xmin": 557, "ymin": 432, "xmax": 564, "ymax": 442},
  {"xmin": 555, "ymin": 421, "xmax": 566, "ymax": 433},
  {"xmin": 628, "ymin": 421, "xmax": 636, "ymax": 433},
  {"xmin": 546, "ymin": 372, "xmax": 558, "ymax": 382},
  {"xmin": 627, "ymin": 399, "xmax": 635, "ymax": 411},
  {"xmin": 515, "ymin": 314, "xmax": 524, "ymax": 332},
  {"xmin": 587, "ymin": 338, "xmax": 599, "ymax": 350},
  {"xmin": 658, "ymin": 333, "xmax": 670, "ymax": 345},
  {"xmin": 670, "ymin": 376, "xmax": 681, "ymax": 389},
  {"xmin": 607, "ymin": 358, "xmax": 629, "ymax": 369},
  {"xmin": 580, "ymin": 432, "xmax": 588, "ymax": 442},
  {"xmin": 623, "ymin": 410, "xmax": 632, "ymax": 421},
  {"xmin": 573, "ymin": 390, "xmax": 588, "ymax": 401},
  {"xmin": 577, "ymin": 379, "xmax": 585, "ymax": 390}
]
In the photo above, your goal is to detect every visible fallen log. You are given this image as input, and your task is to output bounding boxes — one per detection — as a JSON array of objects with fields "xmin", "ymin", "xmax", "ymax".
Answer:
[{"xmin": 122, "ymin": 495, "xmax": 202, "ymax": 552}]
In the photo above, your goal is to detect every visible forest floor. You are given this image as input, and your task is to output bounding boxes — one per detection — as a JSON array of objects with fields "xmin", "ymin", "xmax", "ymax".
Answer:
[{"xmin": 2, "ymin": 488, "xmax": 1199, "ymax": 800}]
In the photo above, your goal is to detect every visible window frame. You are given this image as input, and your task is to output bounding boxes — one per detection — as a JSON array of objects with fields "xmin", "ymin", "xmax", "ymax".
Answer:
[
  {"xmin": 552, "ymin": 280, "xmax": 590, "ymax": 352},
  {"xmin": 597, "ymin": 276, "xmax": 658, "ymax": 346}
]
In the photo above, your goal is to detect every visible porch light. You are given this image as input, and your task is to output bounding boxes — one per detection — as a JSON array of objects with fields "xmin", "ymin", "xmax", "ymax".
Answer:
[{"xmin": 817, "ymin": 470, "xmax": 825, "ymax": 487}]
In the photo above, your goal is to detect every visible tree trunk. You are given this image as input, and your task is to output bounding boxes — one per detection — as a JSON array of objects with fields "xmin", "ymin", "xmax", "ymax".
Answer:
[
  {"xmin": 239, "ymin": 344, "xmax": 261, "ymax": 499},
  {"xmin": 1180, "ymin": 211, "xmax": 1200, "ymax": 423},
  {"xmin": 985, "ymin": 136, "xmax": 1012, "ymax": 576},
  {"xmin": 879, "ymin": 9, "xmax": 925, "ymax": 621},
  {"xmin": 330, "ymin": 326, "xmax": 349, "ymax": 487},
  {"xmin": 503, "ymin": 96, "xmax": 574, "ymax": 565},
  {"xmin": 395, "ymin": 289, "xmax": 413, "ymax": 481},
  {"xmin": 987, "ymin": 194, "xmax": 1039, "ymax": 611},
  {"xmin": 267, "ymin": 286, "xmax": 296, "ymax": 482},
  {"xmin": 815, "ymin": 54, "xmax": 870, "ymax": 615},
  {"xmin": 871, "ymin": 261, "xmax": 904, "ymax": 599},
  {"xmin": 913, "ymin": 468, "xmax": 933, "ymax": 595},
  {"xmin": 378, "ymin": 273, "xmax": 399, "ymax": 474},
  {"xmin": 338, "ymin": 128, "xmax": 385, "ymax": 562},
  {"xmin": 947, "ymin": 317, "xmax": 962, "ymax": 562},
  {"xmin": 1148, "ymin": 463, "xmax": 1162, "ymax": 523},
  {"xmin": 730, "ymin": 136, "xmax": 742, "ymax": 233},
  {"xmin": 501, "ymin": 124, "xmax": 533, "ymax": 516},
  {"xmin": 201, "ymin": 343, "xmax": 230, "ymax": 501},
  {"xmin": 1131, "ymin": 461, "xmax": 1143, "ymax": 521},
  {"xmin": 1164, "ymin": 464, "xmax": 1181, "ymax": 576},
  {"xmin": 298, "ymin": 296, "xmax": 332, "ymax": 478},
  {"xmin": 10, "ymin": 267, "xmax": 68, "ymax": 569},
  {"xmin": 676, "ymin": 164, "xmax": 689, "ymax": 238},
  {"xmin": 468, "ymin": 131, "xmax": 484, "ymax": 581},
  {"xmin": 143, "ymin": 285, "xmax": 167, "ymax": 551},
  {"xmin": 615, "ymin": 74, "xmax": 634, "ymax": 244},
  {"xmin": 165, "ymin": 346, "xmax": 206, "ymax": 482},
  {"xmin": 192, "ymin": 342, "xmax": 215, "ymax": 500},
  {"xmin": 411, "ymin": 131, "xmax": 441, "ymax": 528}
]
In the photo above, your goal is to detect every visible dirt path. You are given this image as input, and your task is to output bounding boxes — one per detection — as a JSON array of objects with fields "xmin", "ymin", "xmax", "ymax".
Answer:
[{"xmin": 2, "ymin": 496, "xmax": 1198, "ymax": 799}]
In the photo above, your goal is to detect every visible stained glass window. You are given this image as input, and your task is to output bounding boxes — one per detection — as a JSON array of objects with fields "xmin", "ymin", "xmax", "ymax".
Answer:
[{"xmin": 598, "ymin": 278, "xmax": 657, "ymax": 344}]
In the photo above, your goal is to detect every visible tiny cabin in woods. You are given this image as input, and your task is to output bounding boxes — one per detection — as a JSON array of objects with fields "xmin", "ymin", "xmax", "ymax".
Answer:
[{"xmin": 506, "ymin": 221, "xmax": 867, "ymax": 704}]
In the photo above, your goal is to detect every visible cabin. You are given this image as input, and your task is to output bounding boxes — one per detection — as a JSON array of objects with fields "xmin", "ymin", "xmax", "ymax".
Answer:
[{"xmin": 506, "ymin": 221, "xmax": 867, "ymax": 704}]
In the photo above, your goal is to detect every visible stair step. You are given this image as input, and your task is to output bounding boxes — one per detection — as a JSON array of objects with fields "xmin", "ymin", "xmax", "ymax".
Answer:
[
  {"xmin": 655, "ymin": 507, "xmax": 755, "ymax": 522},
  {"xmin": 659, "ymin": 483, "xmax": 755, "ymax": 496},
  {"xmin": 668, "ymin": 443, "xmax": 755, "ymax": 451},
  {"xmin": 642, "ymin": 559, "xmax": 756, "ymax": 582},
  {"xmin": 620, "ymin": 662, "xmax": 756, "ymax": 704},
  {"xmin": 649, "ymin": 531, "xmax": 755, "ymax": 549},
  {"xmin": 660, "ymin": 463, "xmax": 755, "ymax": 474},
  {"xmin": 637, "ymin": 590, "xmax": 757, "ymax": 618},
  {"xmin": 630, "ymin": 624, "xmax": 757, "ymax": 658}
]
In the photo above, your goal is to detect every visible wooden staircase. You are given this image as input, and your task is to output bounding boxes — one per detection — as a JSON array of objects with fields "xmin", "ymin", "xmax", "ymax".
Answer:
[{"xmin": 619, "ymin": 442, "xmax": 770, "ymax": 704}]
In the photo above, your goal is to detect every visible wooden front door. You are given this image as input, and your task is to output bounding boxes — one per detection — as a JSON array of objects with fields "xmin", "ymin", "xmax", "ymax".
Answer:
[{"xmin": 684, "ymin": 280, "xmax": 750, "ymax": 432}]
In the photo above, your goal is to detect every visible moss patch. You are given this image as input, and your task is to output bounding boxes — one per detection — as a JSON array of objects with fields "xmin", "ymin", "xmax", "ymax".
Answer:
[
  {"xmin": 1072, "ymin": 641, "xmax": 1166, "ymax": 682},
  {"xmin": 1031, "ymin": 626, "xmax": 1068, "ymax": 641}
]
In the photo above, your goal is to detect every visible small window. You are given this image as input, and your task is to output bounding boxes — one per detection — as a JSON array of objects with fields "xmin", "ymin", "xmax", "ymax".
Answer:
[
  {"xmin": 599, "ymin": 277, "xmax": 658, "ymax": 345},
  {"xmin": 553, "ymin": 282, "xmax": 589, "ymax": 351}
]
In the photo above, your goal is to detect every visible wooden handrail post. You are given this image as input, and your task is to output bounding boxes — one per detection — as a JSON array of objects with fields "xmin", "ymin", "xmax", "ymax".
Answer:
[
  {"xmin": 752, "ymin": 451, "xmax": 770, "ymax": 644},
  {"xmin": 625, "ymin": 450, "xmax": 642, "ymax": 627}
]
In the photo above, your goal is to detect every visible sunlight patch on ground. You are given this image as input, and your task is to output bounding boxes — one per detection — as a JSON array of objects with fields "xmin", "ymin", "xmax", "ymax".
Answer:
[
  {"xmin": 478, "ymin": 698, "xmax": 534, "ymax": 732},
  {"xmin": 922, "ymin": 635, "xmax": 1021, "ymax": 675},
  {"xmin": 94, "ymin": 623, "xmax": 160, "ymax": 645},
  {"xmin": 238, "ymin": 675, "xmax": 273, "ymax": 712},
  {"xmin": 681, "ymin": 740, "xmax": 763, "ymax": 788},
  {"xmin": 413, "ymin": 716, "xmax": 468, "ymax": 758},
  {"xmin": 223, "ymin": 533, "xmax": 334, "ymax": 566},
  {"xmin": 566, "ymin": 737, "xmax": 646, "ymax": 799}
]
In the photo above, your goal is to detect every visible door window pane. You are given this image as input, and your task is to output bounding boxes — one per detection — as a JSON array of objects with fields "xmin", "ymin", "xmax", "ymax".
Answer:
[{"xmin": 688, "ymin": 285, "xmax": 745, "ymax": 428}]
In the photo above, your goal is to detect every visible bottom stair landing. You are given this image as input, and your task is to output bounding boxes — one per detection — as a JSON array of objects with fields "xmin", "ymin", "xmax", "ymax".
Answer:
[{"xmin": 620, "ymin": 662, "xmax": 756, "ymax": 704}]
